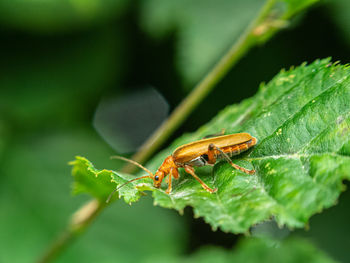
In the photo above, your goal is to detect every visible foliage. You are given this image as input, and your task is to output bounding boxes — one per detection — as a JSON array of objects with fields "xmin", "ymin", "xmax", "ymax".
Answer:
[
  {"xmin": 2, "ymin": 0, "xmax": 350, "ymax": 262},
  {"xmin": 72, "ymin": 58, "xmax": 350, "ymax": 234}
]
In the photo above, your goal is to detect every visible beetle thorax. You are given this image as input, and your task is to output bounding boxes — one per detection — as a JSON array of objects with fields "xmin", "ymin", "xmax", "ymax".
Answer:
[
  {"xmin": 152, "ymin": 156, "xmax": 176, "ymax": 188},
  {"xmin": 157, "ymin": 155, "xmax": 176, "ymax": 174}
]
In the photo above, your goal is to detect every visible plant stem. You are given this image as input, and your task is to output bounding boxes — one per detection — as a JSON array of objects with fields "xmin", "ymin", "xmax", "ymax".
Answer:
[{"xmin": 38, "ymin": 0, "xmax": 318, "ymax": 261}]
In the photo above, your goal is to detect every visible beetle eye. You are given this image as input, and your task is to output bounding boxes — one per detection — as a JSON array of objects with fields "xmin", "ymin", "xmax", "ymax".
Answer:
[{"xmin": 154, "ymin": 175, "xmax": 159, "ymax": 181}]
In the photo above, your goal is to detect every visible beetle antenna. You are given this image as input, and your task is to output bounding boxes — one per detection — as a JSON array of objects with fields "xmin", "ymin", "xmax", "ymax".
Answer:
[
  {"xmin": 107, "ymin": 155, "xmax": 155, "ymax": 203},
  {"xmin": 110, "ymin": 155, "xmax": 154, "ymax": 177},
  {"xmin": 106, "ymin": 175, "xmax": 151, "ymax": 203}
]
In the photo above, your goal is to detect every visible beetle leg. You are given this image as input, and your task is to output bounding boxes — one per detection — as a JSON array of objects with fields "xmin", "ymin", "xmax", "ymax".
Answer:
[
  {"xmin": 166, "ymin": 168, "xmax": 179, "ymax": 194},
  {"xmin": 166, "ymin": 170, "xmax": 173, "ymax": 194},
  {"xmin": 211, "ymin": 144, "xmax": 255, "ymax": 175},
  {"xmin": 207, "ymin": 143, "xmax": 217, "ymax": 165},
  {"xmin": 172, "ymin": 167, "xmax": 179, "ymax": 179},
  {"xmin": 184, "ymin": 165, "xmax": 217, "ymax": 193}
]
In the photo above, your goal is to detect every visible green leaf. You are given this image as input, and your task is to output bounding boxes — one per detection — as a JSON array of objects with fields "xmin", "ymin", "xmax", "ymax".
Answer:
[
  {"xmin": 139, "ymin": 0, "xmax": 319, "ymax": 85},
  {"xmin": 71, "ymin": 157, "xmax": 146, "ymax": 204},
  {"xmin": 145, "ymin": 237, "xmax": 337, "ymax": 263},
  {"xmin": 70, "ymin": 157, "xmax": 115, "ymax": 202},
  {"xmin": 73, "ymin": 58, "xmax": 350, "ymax": 233}
]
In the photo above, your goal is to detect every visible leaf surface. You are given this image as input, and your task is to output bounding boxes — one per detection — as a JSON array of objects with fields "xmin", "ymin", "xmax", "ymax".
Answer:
[{"xmin": 73, "ymin": 58, "xmax": 350, "ymax": 233}]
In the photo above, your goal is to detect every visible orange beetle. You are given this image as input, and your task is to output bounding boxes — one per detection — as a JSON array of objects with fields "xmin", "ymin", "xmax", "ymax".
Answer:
[{"xmin": 107, "ymin": 132, "xmax": 257, "ymax": 202}]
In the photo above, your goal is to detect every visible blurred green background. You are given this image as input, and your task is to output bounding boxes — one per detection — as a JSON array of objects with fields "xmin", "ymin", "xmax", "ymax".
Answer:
[{"xmin": 1, "ymin": 0, "xmax": 350, "ymax": 262}]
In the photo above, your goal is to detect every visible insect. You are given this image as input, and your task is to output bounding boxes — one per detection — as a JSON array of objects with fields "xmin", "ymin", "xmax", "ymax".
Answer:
[{"xmin": 106, "ymin": 132, "xmax": 257, "ymax": 202}]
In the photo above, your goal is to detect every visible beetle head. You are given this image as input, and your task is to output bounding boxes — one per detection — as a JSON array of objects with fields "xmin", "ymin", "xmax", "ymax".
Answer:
[{"xmin": 153, "ymin": 171, "xmax": 164, "ymax": 188}]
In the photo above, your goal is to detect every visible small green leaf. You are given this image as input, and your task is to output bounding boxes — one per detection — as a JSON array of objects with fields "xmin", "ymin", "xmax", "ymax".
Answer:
[
  {"xmin": 73, "ymin": 58, "xmax": 350, "ymax": 233},
  {"xmin": 70, "ymin": 157, "xmax": 115, "ymax": 202},
  {"xmin": 71, "ymin": 156, "xmax": 149, "ymax": 204}
]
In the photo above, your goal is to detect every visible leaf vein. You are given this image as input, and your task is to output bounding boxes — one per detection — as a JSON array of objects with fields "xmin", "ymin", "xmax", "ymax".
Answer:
[{"xmin": 255, "ymin": 72, "xmax": 350, "ymax": 150}]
